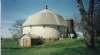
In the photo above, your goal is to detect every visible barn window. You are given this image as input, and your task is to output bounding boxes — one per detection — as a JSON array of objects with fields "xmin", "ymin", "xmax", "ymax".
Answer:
[
  {"xmin": 26, "ymin": 40, "xmax": 28, "ymax": 44},
  {"xmin": 30, "ymin": 26, "xmax": 32, "ymax": 28},
  {"xmin": 55, "ymin": 39, "xmax": 57, "ymax": 41},
  {"xmin": 55, "ymin": 38, "xmax": 59, "ymax": 41},
  {"xmin": 43, "ymin": 25, "xmax": 45, "ymax": 28},
  {"xmin": 49, "ymin": 39, "xmax": 52, "ymax": 41},
  {"xmin": 57, "ymin": 38, "xmax": 59, "ymax": 40},
  {"xmin": 58, "ymin": 26, "xmax": 59, "ymax": 29},
  {"xmin": 44, "ymin": 39, "xmax": 45, "ymax": 41}
]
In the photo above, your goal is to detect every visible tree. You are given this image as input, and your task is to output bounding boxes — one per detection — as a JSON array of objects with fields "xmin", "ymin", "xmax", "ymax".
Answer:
[
  {"xmin": 94, "ymin": 8, "xmax": 100, "ymax": 37},
  {"xmin": 70, "ymin": 14, "xmax": 84, "ymax": 32},
  {"xmin": 76, "ymin": 0, "xmax": 95, "ymax": 48},
  {"xmin": 9, "ymin": 19, "xmax": 25, "ymax": 39},
  {"xmin": 93, "ymin": 0, "xmax": 100, "ymax": 37}
]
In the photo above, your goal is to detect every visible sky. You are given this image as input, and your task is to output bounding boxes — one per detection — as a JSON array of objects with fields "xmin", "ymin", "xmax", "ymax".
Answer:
[{"xmin": 1, "ymin": 0, "xmax": 88, "ymax": 38}]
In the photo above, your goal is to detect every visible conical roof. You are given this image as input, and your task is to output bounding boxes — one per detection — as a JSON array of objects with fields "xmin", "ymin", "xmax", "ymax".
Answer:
[{"xmin": 22, "ymin": 5, "xmax": 67, "ymax": 27}]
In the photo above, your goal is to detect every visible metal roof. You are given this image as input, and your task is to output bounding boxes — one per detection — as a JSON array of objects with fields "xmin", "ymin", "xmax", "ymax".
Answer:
[{"xmin": 22, "ymin": 6, "xmax": 67, "ymax": 27}]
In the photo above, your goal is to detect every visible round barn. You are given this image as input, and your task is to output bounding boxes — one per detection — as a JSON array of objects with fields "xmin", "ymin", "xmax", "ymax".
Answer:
[{"xmin": 19, "ymin": 5, "xmax": 68, "ymax": 47}]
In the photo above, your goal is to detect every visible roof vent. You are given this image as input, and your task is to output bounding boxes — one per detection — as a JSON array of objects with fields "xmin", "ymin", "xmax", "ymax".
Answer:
[{"xmin": 44, "ymin": 4, "xmax": 48, "ymax": 9}]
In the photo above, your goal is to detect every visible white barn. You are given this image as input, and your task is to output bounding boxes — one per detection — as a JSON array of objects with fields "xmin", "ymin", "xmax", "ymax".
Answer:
[{"xmin": 19, "ymin": 5, "xmax": 68, "ymax": 47}]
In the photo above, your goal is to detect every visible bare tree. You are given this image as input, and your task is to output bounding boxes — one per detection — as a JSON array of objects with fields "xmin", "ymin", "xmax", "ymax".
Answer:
[
  {"xmin": 69, "ymin": 14, "xmax": 84, "ymax": 33},
  {"xmin": 9, "ymin": 19, "xmax": 25, "ymax": 38},
  {"xmin": 76, "ymin": 0, "xmax": 95, "ymax": 48}
]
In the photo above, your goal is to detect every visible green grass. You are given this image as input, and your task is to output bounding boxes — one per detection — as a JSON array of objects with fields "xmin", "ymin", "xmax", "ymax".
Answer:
[{"xmin": 1, "ymin": 39, "xmax": 100, "ymax": 55}]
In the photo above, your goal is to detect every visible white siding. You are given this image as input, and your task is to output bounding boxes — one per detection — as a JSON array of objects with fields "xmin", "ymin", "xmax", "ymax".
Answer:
[
  {"xmin": 23, "ymin": 27, "xmax": 30, "ymax": 34},
  {"xmin": 22, "ymin": 25, "xmax": 67, "ymax": 38}
]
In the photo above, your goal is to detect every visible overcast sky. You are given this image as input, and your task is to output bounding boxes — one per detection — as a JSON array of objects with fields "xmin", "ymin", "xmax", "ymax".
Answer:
[{"xmin": 1, "ymin": 0, "xmax": 88, "ymax": 38}]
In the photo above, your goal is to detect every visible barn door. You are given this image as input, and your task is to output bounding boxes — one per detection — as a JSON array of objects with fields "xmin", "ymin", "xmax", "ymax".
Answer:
[{"xmin": 23, "ymin": 38, "xmax": 31, "ymax": 47}]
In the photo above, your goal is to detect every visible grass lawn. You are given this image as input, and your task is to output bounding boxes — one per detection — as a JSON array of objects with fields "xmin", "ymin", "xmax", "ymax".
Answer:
[{"xmin": 1, "ymin": 38, "xmax": 100, "ymax": 55}]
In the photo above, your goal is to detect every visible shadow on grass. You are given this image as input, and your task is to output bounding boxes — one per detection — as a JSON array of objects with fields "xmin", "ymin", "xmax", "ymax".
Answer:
[
  {"xmin": 1, "ymin": 47, "xmax": 24, "ymax": 49},
  {"xmin": 52, "ymin": 47, "xmax": 100, "ymax": 55},
  {"xmin": 1, "ymin": 46, "xmax": 37, "ymax": 50}
]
